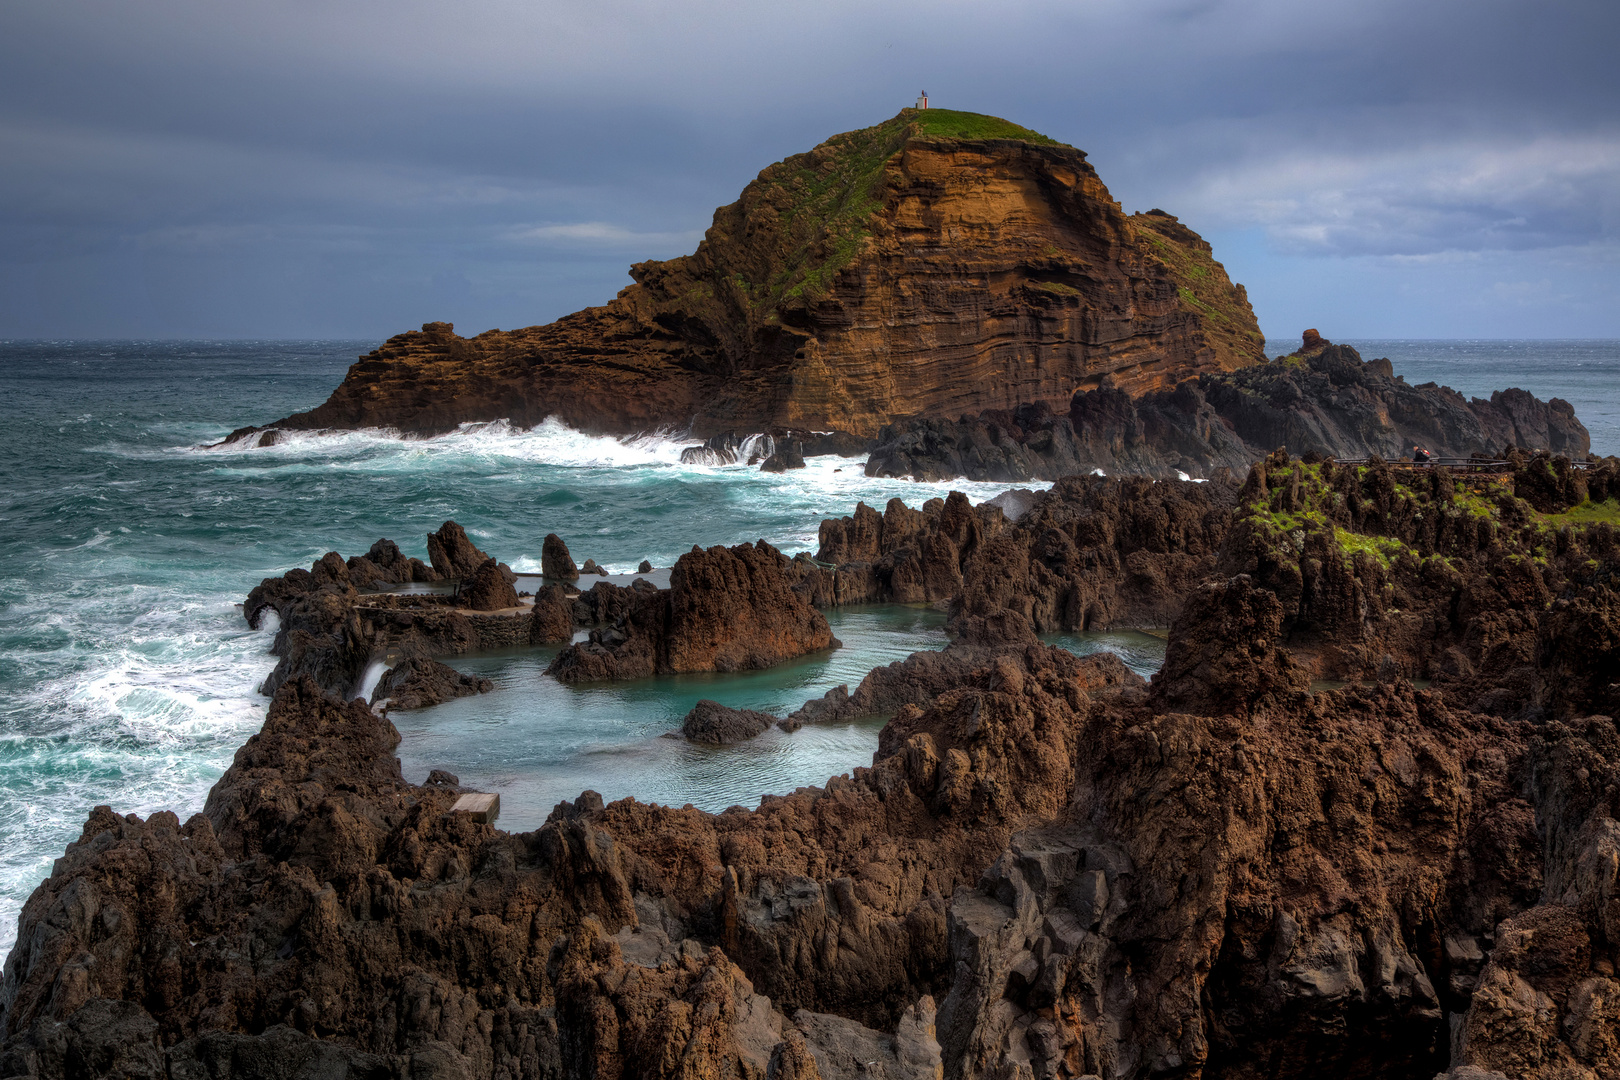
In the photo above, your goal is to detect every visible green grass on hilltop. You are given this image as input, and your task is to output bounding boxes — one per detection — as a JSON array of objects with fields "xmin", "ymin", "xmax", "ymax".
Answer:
[
  {"xmin": 738, "ymin": 109, "xmax": 1061, "ymax": 308},
  {"xmin": 908, "ymin": 109, "xmax": 1060, "ymax": 145}
]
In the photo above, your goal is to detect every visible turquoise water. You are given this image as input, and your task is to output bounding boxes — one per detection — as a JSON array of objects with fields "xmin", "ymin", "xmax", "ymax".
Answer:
[
  {"xmin": 0, "ymin": 338, "xmax": 1615, "ymax": 959},
  {"xmin": 395, "ymin": 606, "xmax": 955, "ymax": 826},
  {"xmin": 395, "ymin": 614, "xmax": 1170, "ymax": 829}
]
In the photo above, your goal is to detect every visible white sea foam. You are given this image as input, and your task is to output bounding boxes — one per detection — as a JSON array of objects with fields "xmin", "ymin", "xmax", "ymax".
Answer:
[
  {"xmin": 186, "ymin": 417, "xmax": 693, "ymax": 471},
  {"xmin": 354, "ymin": 659, "xmax": 389, "ymax": 703},
  {"xmin": 2, "ymin": 411, "xmax": 1052, "ymax": 960},
  {"xmin": 0, "ymin": 587, "xmax": 275, "ymax": 957}
]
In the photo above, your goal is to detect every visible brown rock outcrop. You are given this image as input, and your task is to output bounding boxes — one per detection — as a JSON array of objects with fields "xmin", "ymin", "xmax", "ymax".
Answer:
[
  {"xmin": 541, "ymin": 533, "xmax": 578, "ymax": 582},
  {"xmin": 370, "ymin": 657, "xmax": 492, "ymax": 711},
  {"xmin": 426, "ymin": 520, "xmax": 493, "ymax": 580},
  {"xmin": 462, "ymin": 557, "xmax": 520, "ymax": 611},
  {"xmin": 548, "ymin": 541, "xmax": 835, "ymax": 682},
  {"xmin": 952, "ymin": 472, "xmax": 1239, "ymax": 635},
  {"xmin": 791, "ymin": 491, "xmax": 1005, "ymax": 609},
  {"xmin": 529, "ymin": 583, "xmax": 575, "ymax": 644},
  {"xmin": 344, "ymin": 538, "xmax": 439, "ymax": 589},
  {"xmin": 229, "ymin": 110, "xmax": 1262, "ymax": 443}
]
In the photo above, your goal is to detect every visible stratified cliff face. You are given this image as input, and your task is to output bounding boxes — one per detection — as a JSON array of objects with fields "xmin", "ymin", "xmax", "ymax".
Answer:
[{"xmin": 239, "ymin": 110, "xmax": 1263, "ymax": 441}]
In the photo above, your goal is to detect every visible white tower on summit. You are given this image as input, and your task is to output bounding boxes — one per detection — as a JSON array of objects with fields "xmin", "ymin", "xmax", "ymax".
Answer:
[{"xmin": 915, "ymin": 90, "xmax": 929, "ymax": 109}]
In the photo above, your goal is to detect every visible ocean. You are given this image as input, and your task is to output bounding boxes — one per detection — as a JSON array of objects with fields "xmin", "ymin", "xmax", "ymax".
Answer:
[{"xmin": 1, "ymin": 337, "xmax": 1615, "ymax": 959}]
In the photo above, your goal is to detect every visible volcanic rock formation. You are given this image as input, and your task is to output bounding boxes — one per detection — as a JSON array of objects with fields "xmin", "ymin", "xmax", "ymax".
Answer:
[
  {"xmin": 8, "ymin": 474, "xmax": 1620, "ymax": 1076},
  {"xmin": 8, "ymin": 459, "xmax": 1620, "ymax": 1079},
  {"xmin": 245, "ymin": 528, "xmax": 842, "ymax": 698},
  {"xmin": 370, "ymin": 657, "xmax": 493, "ymax": 711},
  {"xmin": 427, "ymin": 521, "xmax": 496, "ymax": 581},
  {"xmin": 866, "ymin": 336, "xmax": 1592, "ymax": 482},
  {"xmin": 547, "ymin": 541, "xmax": 836, "ymax": 683},
  {"xmin": 541, "ymin": 534, "xmax": 578, "ymax": 582},
  {"xmin": 227, "ymin": 110, "xmax": 1263, "ymax": 442}
]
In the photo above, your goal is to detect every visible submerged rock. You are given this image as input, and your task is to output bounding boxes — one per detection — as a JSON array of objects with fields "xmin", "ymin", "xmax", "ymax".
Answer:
[
  {"xmin": 759, "ymin": 441, "xmax": 807, "ymax": 473},
  {"xmin": 680, "ymin": 432, "xmax": 776, "ymax": 466},
  {"xmin": 678, "ymin": 700, "xmax": 776, "ymax": 744},
  {"xmin": 370, "ymin": 657, "xmax": 492, "ymax": 710}
]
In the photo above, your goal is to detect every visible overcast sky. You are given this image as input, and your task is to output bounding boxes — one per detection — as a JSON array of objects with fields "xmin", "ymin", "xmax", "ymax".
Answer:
[{"xmin": 2, "ymin": 0, "xmax": 1616, "ymax": 343}]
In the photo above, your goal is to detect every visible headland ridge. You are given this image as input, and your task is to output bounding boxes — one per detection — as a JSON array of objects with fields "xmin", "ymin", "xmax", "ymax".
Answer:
[{"xmin": 230, "ymin": 108, "xmax": 1267, "ymax": 444}]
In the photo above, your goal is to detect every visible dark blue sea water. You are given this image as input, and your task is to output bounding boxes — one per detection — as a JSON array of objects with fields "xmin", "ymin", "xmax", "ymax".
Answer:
[{"xmin": 1, "ymin": 338, "xmax": 1615, "ymax": 958}]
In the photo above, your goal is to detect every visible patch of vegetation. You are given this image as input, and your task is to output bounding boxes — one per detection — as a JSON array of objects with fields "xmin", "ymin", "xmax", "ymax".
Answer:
[
  {"xmin": 1334, "ymin": 528, "xmax": 1417, "ymax": 569},
  {"xmin": 1247, "ymin": 506, "xmax": 1330, "ymax": 535},
  {"xmin": 1176, "ymin": 286, "xmax": 1214, "ymax": 316},
  {"xmin": 1137, "ymin": 218, "xmax": 1266, "ymax": 370},
  {"xmin": 1452, "ymin": 486, "xmax": 1505, "ymax": 521},
  {"xmin": 1541, "ymin": 498, "xmax": 1620, "ymax": 528},
  {"xmin": 720, "ymin": 109, "xmax": 1068, "ymax": 311},
  {"xmin": 730, "ymin": 116, "xmax": 915, "ymax": 311},
  {"xmin": 1036, "ymin": 281, "xmax": 1082, "ymax": 296},
  {"xmin": 908, "ymin": 109, "xmax": 1059, "ymax": 144}
]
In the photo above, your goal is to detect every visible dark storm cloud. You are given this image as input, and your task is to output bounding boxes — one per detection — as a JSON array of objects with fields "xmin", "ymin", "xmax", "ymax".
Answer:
[{"xmin": 2, "ymin": 0, "xmax": 1616, "ymax": 337}]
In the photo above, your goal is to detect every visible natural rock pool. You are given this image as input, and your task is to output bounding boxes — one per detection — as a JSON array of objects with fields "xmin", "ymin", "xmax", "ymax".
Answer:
[{"xmin": 391, "ymin": 606, "xmax": 1167, "ymax": 827}]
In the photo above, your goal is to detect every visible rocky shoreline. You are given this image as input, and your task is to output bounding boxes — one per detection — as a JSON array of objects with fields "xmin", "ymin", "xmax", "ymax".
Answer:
[
  {"xmin": 5, "ymin": 451, "xmax": 1620, "ymax": 1079},
  {"xmin": 222, "ymin": 332, "xmax": 1593, "ymax": 499},
  {"xmin": 863, "ymin": 335, "xmax": 1590, "ymax": 483}
]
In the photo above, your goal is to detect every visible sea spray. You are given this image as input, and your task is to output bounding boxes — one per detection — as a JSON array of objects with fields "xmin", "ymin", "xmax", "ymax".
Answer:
[{"xmin": 0, "ymin": 340, "xmax": 1045, "ymax": 957}]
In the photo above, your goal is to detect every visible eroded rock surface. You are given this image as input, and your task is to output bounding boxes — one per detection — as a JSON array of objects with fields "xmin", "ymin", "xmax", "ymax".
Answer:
[
  {"xmin": 427, "ymin": 520, "xmax": 494, "ymax": 580},
  {"xmin": 11, "ymin": 580, "xmax": 1620, "ymax": 1079},
  {"xmin": 548, "ymin": 541, "xmax": 835, "ymax": 683},
  {"xmin": 541, "ymin": 533, "xmax": 578, "ymax": 582},
  {"xmin": 462, "ymin": 557, "xmax": 520, "ymax": 612},
  {"xmin": 866, "ymin": 340, "xmax": 1591, "ymax": 482},
  {"xmin": 9, "ymin": 458, "xmax": 1620, "ymax": 1079},
  {"xmin": 370, "ymin": 657, "xmax": 493, "ymax": 711}
]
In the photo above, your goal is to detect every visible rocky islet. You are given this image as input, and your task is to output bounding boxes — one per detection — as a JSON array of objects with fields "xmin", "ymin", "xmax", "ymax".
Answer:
[{"xmin": 224, "ymin": 109, "xmax": 1265, "ymax": 445}]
